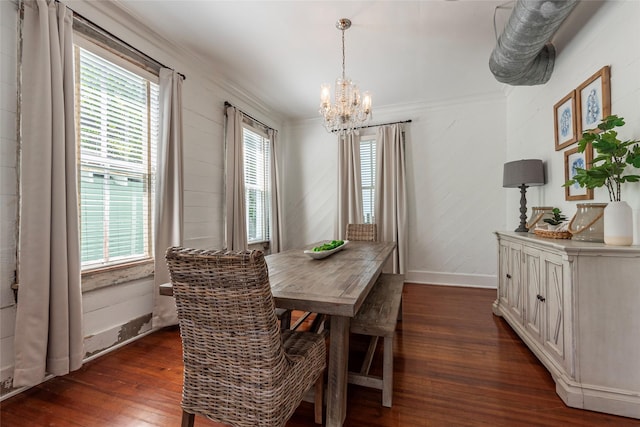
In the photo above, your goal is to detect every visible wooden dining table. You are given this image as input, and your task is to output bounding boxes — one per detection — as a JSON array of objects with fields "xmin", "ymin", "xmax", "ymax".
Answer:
[{"xmin": 266, "ymin": 240, "xmax": 396, "ymax": 427}]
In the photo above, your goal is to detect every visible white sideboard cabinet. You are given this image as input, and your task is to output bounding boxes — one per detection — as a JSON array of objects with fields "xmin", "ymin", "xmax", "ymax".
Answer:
[{"xmin": 493, "ymin": 231, "xmax": 640, "ymax": 419}]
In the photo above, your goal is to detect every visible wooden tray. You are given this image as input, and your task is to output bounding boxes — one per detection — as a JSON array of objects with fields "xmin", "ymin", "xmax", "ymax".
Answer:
[{"xmin": 534, "ymin": 228, "xmax": 572, "ymax": 239}]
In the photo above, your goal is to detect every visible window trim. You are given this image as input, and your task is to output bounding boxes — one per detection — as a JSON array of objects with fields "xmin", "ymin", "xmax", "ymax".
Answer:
[
  {"xmin": 81, "ymin": 259, "xmax": 154, "ymax": 292},
  {"xmin": 242, "ymin": 122, "xmax": 271, "ymax": 244},
  {"xmin": 74, "ymin": 33, "xmax": 159, "ymax": 84},
  {"xmin": 74, "ymin": 32, "xmax": 159, "ymax": 291},
  {"xmin": 360, "ymin": 133, "xmax": 377, "ymax": 224}
]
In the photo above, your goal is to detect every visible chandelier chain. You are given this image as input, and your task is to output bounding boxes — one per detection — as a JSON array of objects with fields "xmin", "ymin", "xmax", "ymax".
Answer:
[{"xmin": 341, "ymin": 28, "xmax": 346, "ymax": 80}]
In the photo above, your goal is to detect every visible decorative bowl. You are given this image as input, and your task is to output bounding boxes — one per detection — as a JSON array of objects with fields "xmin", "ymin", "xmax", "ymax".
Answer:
[{"xmin": 304, "ymin": 240, "xmax": 349, "ymax": 259}]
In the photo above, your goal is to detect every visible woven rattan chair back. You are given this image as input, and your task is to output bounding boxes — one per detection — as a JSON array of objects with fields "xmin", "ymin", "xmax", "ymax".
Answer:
[
  {"xmin": 346, "ymin": 223, "xmax": 378, "ymax": 241},
  {"xmin": 166, "ymin": 247, "xmax": 325, "ymax": 427}
]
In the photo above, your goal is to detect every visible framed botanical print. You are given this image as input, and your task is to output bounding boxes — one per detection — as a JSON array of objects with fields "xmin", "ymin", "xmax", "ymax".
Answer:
[
  {"xmin": 564, "ymin": 145, "xmax": 594, "ymax": 201},
  {"xmin": 576, "ymin": 66, "xmax": 611, "ymax": 135},
  {"xmin": 554, "ymin": 90, "xmax": 577, "ymax": 151}
]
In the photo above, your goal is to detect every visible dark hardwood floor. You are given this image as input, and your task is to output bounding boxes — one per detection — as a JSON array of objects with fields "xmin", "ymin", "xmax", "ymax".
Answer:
[{"xmin": 1, "ymin": 284, "xmax": 638, "ymax": 426}]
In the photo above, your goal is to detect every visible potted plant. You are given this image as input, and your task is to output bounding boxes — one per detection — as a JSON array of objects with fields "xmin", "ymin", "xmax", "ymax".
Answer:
[
  {"xmin": 564, "ymin": 115, "xmax": 640, "ymax": 245},
  {"xmin": 543, "ymin": 208, "xmax": 567, "ymax": 230}
]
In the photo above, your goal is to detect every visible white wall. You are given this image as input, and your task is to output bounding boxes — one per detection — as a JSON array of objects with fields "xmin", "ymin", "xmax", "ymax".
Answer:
[
  {"xmin": 282, "ymin": 94, "xmax": 507, "ymax": 288},
  {"xmin": 281, "ymin": 121, "xmax": 339, "ymax": 249},
  {"xmin": 67, "ymin": 0, "xmax": 237, "ymax": 360},
  {"xmin": 405, "ymin": 97, "xmax": 506, "ymax": 287},
  {"xmin": 506, "ymin": 1, "xmax": 640, "ymax": 242},
  {"xmin": 0, "ymin": 0, "xmax": 284, "ymax": 395}
]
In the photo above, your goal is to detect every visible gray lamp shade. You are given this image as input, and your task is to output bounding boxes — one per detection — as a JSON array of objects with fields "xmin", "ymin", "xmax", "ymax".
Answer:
[{"xmin": 503, "ymin": 159, "xmax": 545, "ymax": 188}]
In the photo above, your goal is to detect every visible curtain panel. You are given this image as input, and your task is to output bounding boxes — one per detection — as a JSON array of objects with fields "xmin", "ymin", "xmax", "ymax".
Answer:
[
  {"xmin": 375, "ymin": 124, "xmax": 408, "ymax": 274},
  {"xmin": 268, "ymin": 129, "xmax": 283, "ymax": 253},
  {"xmin": 224, "ymin": 106, "xmax": 248, "ymax": 250},
  {"xmin": 152, "ymin": 69, "xmax": 184, "ymax": 328},
  {"xmin": 14, "ymin": 0, "xmax": 84, "ymax": 387},
  {"xmin": 337, "ymin": 132, "xmax": 364, "ymax": 240}
]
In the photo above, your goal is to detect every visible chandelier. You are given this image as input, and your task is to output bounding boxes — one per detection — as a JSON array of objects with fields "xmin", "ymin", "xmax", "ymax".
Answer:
[{"xmin": 319, "ymin": 18, "xmax": 372, "ymax": 135}]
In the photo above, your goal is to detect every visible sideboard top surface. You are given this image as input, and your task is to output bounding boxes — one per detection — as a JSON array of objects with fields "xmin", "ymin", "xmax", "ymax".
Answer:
[{"xmin": 495, "ymin": 231, "xmax": 640, "ymax": 256}]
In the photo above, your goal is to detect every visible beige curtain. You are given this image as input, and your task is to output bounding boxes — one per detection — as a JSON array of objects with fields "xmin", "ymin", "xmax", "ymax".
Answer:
[
  {"xmin": 224, "ymin": 106, "xmax": 248, "ymax": 250},
  {"xmin": 152, "ymin": 69, "xmax": 184, "ymax": 328},
  {"xmin": 375, "ymin": 124, "xmax": 408, "ymax": 274},
  {"xmin": 14, "ymin": 0, "xmax": 83, "ymax": 387},
  {"xmin": 268, "ymin": 128, "xmax": 283, "ymax": 253},
  {"xmin": 337, "ymin": 132, "xmax": 363, "ymax": 239}
]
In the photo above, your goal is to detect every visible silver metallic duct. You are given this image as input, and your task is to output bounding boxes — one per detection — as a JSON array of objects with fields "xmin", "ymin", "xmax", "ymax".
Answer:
[{"xmin": 490, "ymin": 0, "xmax": 578, "ymax": 86}]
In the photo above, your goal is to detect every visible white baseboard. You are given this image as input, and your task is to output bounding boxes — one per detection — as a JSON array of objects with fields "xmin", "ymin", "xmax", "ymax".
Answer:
[
  {"xmin": 1, "ymin": 317, "xmax": 157, "ymax": 402},
  {"xmin": 83, "ymin": 327, "xmax": 156, "ymax": 364},
  {"xmin": 405, "ymin": 270, "xmax": 497, "ymax": 289}
]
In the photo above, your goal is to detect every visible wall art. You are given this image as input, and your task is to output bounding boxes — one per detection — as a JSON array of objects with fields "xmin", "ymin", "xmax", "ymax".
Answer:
[
  {"xmin": 564, "ymin": 145, "xmax": 594, "ymax": 201},
  {"xmin": 554, "ymin": 90, "xmax": 577, "ymax": 151},
  {"xmin": 576, "ymin": 66, "xmax": 611, "ymax": 135}
]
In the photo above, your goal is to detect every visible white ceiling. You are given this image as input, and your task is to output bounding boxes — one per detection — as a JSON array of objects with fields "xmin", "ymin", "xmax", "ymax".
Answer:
[{"xmin": 109, "ymin": 1, "xmax": 525, "ymax": 122}]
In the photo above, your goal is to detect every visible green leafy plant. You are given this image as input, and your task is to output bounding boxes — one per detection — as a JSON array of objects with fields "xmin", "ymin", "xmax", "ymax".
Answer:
[
  {"xmin": 312, "ymin": 240, "xmax": 344, "ymax": 252},
  {"xmin": 543, "ymin": 208, "xmax": 567, "ymax": 226},
  {"xmin": 564, "ymin": 115, "xmax": 640, "ymax": 201}
]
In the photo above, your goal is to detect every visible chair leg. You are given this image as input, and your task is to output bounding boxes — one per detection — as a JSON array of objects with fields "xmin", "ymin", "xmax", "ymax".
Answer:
[
  {"xmin": 309, "ymin": 313, "xmax": 326, "ymax": 333},
  {"xmin": 314, "ymin": 373, "xmax": 324, "ymax": 424},
  {"xmin": 279, "ymin": 309, "xmax": 292, "ymax": 330},
  {"xmin": 360, "ymin": 336, "xmax": 379, "ymax": 375},
  {"xmin": 181, "ymin": 410, "xmax": 195, "ymax": 427},
  {"xmin": 382, "ymin": 335, "xmax": 394, "ymax": 408}
]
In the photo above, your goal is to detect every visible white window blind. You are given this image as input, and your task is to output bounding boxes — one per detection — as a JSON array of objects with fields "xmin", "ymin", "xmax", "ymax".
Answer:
[
  {"xmin": 243, "ymin": 125, "xmax": 271, "ymax": 243},
  {"xmin": 360, "ymin": 137, "xmax": 376, "ymax": 224},
  {"xmin": 76, "ymin": 46, "xmax": 159, "ymax": 269}
]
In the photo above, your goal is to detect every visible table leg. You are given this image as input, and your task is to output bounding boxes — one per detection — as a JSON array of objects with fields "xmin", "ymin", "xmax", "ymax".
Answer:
[{"xmin": 326, "ymin": 315, "xmax": 350, "ymax": 427}]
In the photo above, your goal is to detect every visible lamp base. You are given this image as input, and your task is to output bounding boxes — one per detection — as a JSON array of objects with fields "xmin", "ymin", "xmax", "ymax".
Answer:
[{"xmin": 515, "ymin": 184, "xmax": 529, "ymax": 233}]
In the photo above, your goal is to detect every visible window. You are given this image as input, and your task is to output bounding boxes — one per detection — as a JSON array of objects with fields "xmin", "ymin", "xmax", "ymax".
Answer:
[
  {"xmin": 360, "ymin": 137, "xmax": 376, "ymax": 224},
  {"xmin": 75, "ymin": 40, "xmax": 159, "ymax": 270},
  {"xmin": 243, "ymin": 125, "xmax": 271, "ymax": 243}
]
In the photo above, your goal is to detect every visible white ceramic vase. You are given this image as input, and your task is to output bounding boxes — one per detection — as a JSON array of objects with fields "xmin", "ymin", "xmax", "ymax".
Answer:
[{"xmin": 604, "ymin": 200, "xmax": 633, "ymax": 246}]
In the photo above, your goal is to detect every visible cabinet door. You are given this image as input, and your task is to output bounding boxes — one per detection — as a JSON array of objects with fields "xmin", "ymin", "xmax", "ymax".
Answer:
[
  {"xmin": 506, "ymin": 243, "xmax": 523, "ymax": 322},
  {"xmin": 498, "ymin": 241, "xmax": 510, "ymax": 307},
  {"xmin": 543, "ymin": 255, "xmax": 565, "ymax": 367},
  {"xmin": 524, "ymin": 248, "xmax": 543, "ymax": 343}
]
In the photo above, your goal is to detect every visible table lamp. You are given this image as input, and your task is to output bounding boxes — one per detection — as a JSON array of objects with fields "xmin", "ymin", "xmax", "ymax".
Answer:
[{"xmin": 503, "ymin": 159, "xmax": 546, "ymax": 232}]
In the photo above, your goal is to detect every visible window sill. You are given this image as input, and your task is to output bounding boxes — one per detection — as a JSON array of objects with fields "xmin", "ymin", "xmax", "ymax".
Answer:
[
  {"xmin": 248, "ymin": 240, "xmax": 270, "ymax": 254},
  {"xmin": 82, "ymin": 259, "xmax": 154, "ymax": 292}
]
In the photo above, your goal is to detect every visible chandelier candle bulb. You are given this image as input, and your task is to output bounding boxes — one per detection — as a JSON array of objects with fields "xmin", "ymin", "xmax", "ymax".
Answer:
[
  {"xmin": 320, "ymin": 84, "xmax": 331, "ymax": 107},
  {"xmin": 363, "ymin": 92, "xmax": 372, "ymax": 113}
]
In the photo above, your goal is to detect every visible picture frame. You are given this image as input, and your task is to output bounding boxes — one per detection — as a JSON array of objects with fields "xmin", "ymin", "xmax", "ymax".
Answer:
[
  {"xmin": 576, "ymin": 66, "xmax": 611, "ymax": 135},
  {"xmin": 564, "ymin": 144, "xmax": 594, "ymax": 201},
  {"xmin": 554, "ymin": 90, "xmax": 577, "ymax": 151}
]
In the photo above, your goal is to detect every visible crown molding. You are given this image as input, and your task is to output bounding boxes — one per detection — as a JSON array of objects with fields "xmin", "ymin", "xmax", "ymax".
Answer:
[
  {"xmin": 286, "ymin": 91, "xmax": 506, "ymax": 130},
  {"xmin": 67, "ymin": 0, "xmax": 285, "ymax": 126}
]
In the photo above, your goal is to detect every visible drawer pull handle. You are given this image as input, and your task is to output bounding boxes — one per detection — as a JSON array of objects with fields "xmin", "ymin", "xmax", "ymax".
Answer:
[{"xmin": 506, "ymin": 274, "xmax": 512, "ymax": 279}]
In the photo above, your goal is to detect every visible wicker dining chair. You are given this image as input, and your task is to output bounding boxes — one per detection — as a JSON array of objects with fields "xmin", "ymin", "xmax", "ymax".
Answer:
[
  {"xmin": 165, "ymin": 247, "xmax": 326, "ymax": 427},
  {"xmin": 345, "ymin": 223, "xmax": 378, "ymax": 242}
]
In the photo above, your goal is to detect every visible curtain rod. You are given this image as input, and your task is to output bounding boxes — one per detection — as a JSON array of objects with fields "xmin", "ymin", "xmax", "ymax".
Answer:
[
  {"xmin": 331, "ymin": 119, "xmax": 412, "ymax": 133},
  {"xmin": 62, "ymin": 3, "xmax": 186, "ymax": 81},
  {"xmin": 224, "ymin": 101, "xmax": 273, "ymax": 131}
]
